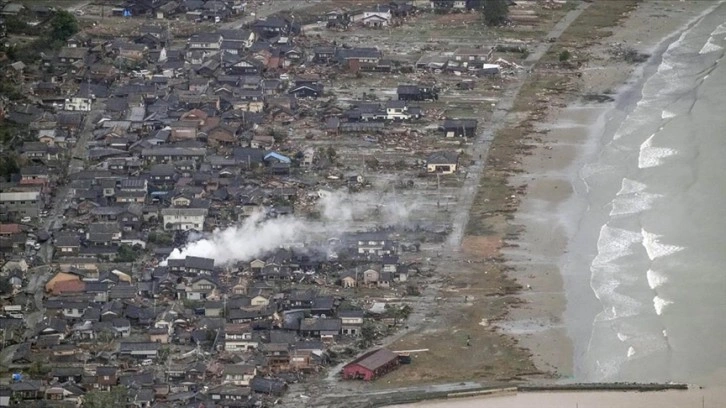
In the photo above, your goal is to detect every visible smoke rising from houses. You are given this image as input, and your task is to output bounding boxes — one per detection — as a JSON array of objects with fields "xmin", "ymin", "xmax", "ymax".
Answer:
[{"xmin": 165, "ymin": 189, "xmax": 417, "ymax": 266}]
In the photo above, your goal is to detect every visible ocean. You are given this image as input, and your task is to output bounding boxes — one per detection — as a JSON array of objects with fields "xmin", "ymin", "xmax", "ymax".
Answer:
[{"xmin": 563, "ymin": 2, "xmax": 726, "ymax": 383}]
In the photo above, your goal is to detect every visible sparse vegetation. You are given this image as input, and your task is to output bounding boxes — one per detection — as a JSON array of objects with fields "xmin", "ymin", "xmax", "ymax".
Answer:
[
  {"xmin": 83, "ymin": 387, "xmax": 128, "ymax": 408},
  {"xmin": 623, "ymin": 47, "xmax": 650, "ymax": 63},
  {"xmin": 0, "ymin": 154, "xmax": 21, "ymax": 181},
  {"xmin": 482, "ymin": 0, "xmax": 510, "ymax": 27},
  {"xmin": 148, "ymin": 231, "xmax": 174, "ymax": 246},
  {"xmin": 116, "ymin": 244, "xmax": 143, "ymax": 262}
]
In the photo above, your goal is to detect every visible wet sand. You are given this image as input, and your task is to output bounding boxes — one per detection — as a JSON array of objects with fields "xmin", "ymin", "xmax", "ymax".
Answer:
[{"xmin": 391, "ymin": 385, "xmax": 726, "ymax": 408}]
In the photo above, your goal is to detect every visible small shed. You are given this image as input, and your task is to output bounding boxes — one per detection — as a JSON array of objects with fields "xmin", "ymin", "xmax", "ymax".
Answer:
[{"xmin": 342, "ymin": 348, "xmax": 400, "ymax": 381}]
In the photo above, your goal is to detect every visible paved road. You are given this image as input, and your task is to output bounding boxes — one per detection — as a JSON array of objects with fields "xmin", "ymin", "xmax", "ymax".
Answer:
[
  {"xmin": 220, "ymin": 0, "xmax": 307, "ymax": 30},
  {"xmin": 43, "ymin": 103, "xmax": 105, "ymax": 233},
  {"xmin": 446, "ymin": 2, "xmax": 590, "ymax": 249},
  {"xmin": 38, "ymin": 103, "xmax": 103, "ymax": 265}
]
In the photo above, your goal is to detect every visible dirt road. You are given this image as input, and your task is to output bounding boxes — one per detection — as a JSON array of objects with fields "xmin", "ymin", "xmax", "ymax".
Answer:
[{"xmin": 446, "ymin": 2, "xmax": 589, "ymax": 249}]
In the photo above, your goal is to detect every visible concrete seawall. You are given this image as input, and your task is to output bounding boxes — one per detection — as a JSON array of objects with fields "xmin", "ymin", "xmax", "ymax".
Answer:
[
  {"xmin": 518, "ymin": 383, "xmax": 690, "ymax": 392},
  {"xmin": 322, "ymin": 382, "xmax": 691, "ymax": 408}
]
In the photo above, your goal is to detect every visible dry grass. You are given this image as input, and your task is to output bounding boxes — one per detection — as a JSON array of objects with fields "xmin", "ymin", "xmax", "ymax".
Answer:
[
  {"xmin": 559, "ymin": 0, "xmax": 639, "ymax": 45},
  {"xmin": 373, "ymin": 259, "xmax": 534, "ymax": 389}
]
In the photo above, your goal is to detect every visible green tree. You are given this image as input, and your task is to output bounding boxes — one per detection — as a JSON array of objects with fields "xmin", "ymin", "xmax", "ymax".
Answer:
[
  {"xmin": 4, "ymin": 16, "xmax": 31, "ymax": 35},
  {"xmin": 148, "ymin": 231, "xmax": 173, "ymax": 245},
  {"xmin": 116, "ymin": 244, "xmax": 139, "ymax": 262},
  {"xmin": 158, "ymin": 346, "xmax": 171, "ymax": 363},
  {"xmin": 358, "ymin": 321, "xmax": 377, "ymax": 348},
  {"xmin": 559, "ymin": 50, "xmax": 571, "ymax": 62},
  {"xmin": 49, "ymin": 10, "xmax": 79, "ymax": 42},
  {"xmin": 483, "ymin": 0, "xmax": 509, "ymax": 26},
  {"xmin": 384, "ymin": 304, "xmax": 412, "ymax": 327},
  {"xmin": 0, "ymin": 154, "xmax": 20, "ymax": 181},
  {"xmin": 0, "ymin": 277, "xmax": 12, "ymax": 295},
  {"xmin": 26, "ymin": 361, "xmax": 51, "ymax": 377}
]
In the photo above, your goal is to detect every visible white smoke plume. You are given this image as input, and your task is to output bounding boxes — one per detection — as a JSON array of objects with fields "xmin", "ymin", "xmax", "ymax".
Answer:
[
  {"xmin": 164, "ymin": 189, "xmax": 417, "ymax": 266},
  {"xmin": 166, "ymin": 211, "xmax": 311, "ymax": 266}
]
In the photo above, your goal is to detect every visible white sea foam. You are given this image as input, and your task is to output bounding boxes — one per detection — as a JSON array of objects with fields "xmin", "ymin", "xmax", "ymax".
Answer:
[
  {"xmin": 617, "ymin": 333, "xmax": 629, "ymax": 342},
  {"xmin": 592, "ymin": 225, "xmax": 642, "ymax": 266},
  {"xmin": 657, "ymin": 60, "xmax": 674, "ymax": 73},
  {"xmin": 591, "ymin": 278, "xmax": 643, "ymax": 320},
  {"xmin": 609, "ymin": 193, "xmax": 662, "ymax": 217},
  {"xmin": 611, "ymin": 295, "xmax": 643, "ymax": 319},
  {"xmin": 616, "ymin": 178, "xmax": 647, "ymax": 195},
  {"xmin": 653, "ymin": 296, "xmax": 673, "ymax": 315},
  {"xmin": 638, "ymin": 133, "xmax": 678, "ymax": 168},
  {"xmin": 580, "ymin": 162, "xmax": 618, "ymax": 181},
  {"xmin": 594, "ymin": 357, "xmax": 626, "ymax": 381},
  {"xmin": 646, "ymin": 269, "xmax": 669, "ymax": 289},
  {"xmin": 713, "ymin": 23, "xmax": 726, "ymax": 36},
  {"xmin": 641, "ymin": 228, "xmax": 684, "ymax": 260},
  {"xmin": 699, "ymin": 37, "xmax": 723, "ymax": 54},
  {"xmin": 661, "ymin": 110, "xmax": 676, "ymax": 119},
  {"xmin": 627, "ymin": 346, "xmax": 636, "ymax": 358}
]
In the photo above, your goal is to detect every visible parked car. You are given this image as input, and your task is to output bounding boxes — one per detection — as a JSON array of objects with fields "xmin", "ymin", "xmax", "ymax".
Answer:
[{"xmin": 20, "ymin": 216, "xmax": 31, "ymax": 223}]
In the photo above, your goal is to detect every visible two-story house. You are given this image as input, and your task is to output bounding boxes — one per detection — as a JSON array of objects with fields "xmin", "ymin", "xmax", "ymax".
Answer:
[
  {"xmin": 222, "ymin": 365, "xmax": 257, "ymax": 386},
  {"xmin": 223, "ymin": 323, "xmax": 258, "ymax": 351},
  {"xmin": 384, "ymin": 100, "xmax": 422, "ymax": 121},
  {"xmin": 339, "ymin": 309, "xmax": 365, "ymax": 336},
  {"xmin": 185, "ymin": 276, "xmax": 218, "ymax": 300},
  {"xmin": 161, "ymin": 207, "xmax": 208, "ymax": 231},
  {"xmin": 187, "ymin": 32, "xmax": 222, "ymax": 54}
]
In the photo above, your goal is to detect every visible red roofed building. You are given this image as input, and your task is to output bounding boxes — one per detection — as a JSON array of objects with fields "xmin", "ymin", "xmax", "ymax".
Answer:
[
  {"xmin": 45, "ymin": 272, "xmax": 83, "ymax": 294},
  {"xmin": 0, "ymin": 224, "xmax": 22, "ymax": 235},
  {"xmin": 341, "ymin": 348, "xmax": 400, "ymax": 381},
  {"xmin": 51, "ymin": 279, "xmax": 86, "ymax": 296}
]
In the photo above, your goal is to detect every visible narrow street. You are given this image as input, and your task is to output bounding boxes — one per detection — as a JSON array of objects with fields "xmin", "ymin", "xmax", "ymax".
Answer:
[
  {"xmin": 22, "ymin": 266, "xmax": 52, "ymax": 339},
  {"xmin": 42, "ymin": 102, "xmax": 105, "ymax": 235}
]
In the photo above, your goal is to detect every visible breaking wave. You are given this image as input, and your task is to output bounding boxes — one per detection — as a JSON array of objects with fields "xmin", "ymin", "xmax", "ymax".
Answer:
[
  {"xmin": 641, "ymin": 228, "xmax": 684, "ymax": 261},
  {"xmin": 638, "ymin": 133, "xmax": 678, "ymax": 169}
]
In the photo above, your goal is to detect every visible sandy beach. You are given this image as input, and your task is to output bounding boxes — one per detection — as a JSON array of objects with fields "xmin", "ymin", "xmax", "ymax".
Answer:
[
  {"xmin": 391, "ymin": 385, "xmax": 726, "ymax": 408},
  {"xmin": 497, "ymin": 0, "xmax": 720, "ymax": 383}
]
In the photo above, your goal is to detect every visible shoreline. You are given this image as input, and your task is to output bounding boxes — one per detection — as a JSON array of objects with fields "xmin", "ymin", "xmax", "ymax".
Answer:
[
  {"xmin": 390, "ymin": 385, "xmax": 726, "ymax": 408},
  {"xmin": 498, "ymin": 0, "xmax": 720, "ymax": 383},
  {"xmin": 373, "ymin": 1, "xmax": 726, "ymax": 406}
]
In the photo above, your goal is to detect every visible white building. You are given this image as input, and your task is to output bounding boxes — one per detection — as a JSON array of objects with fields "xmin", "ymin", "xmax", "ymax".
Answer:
[
  {"xmin": 64, "ymin": 97, "xmax": 92, "ymax": 111},
  {"xmin": 161, "ymin": 208, "xmax": 207, "ymax": 231},
  {"xmin": 361, "ymin": 10, "xmax": 392, "ymax": 27}
]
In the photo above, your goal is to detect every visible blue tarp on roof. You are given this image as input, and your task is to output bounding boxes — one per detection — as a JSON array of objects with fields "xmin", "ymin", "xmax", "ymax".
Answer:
[{"xmin": 264, "ymin": 152, "xmax": 291, "ymax": 164}]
